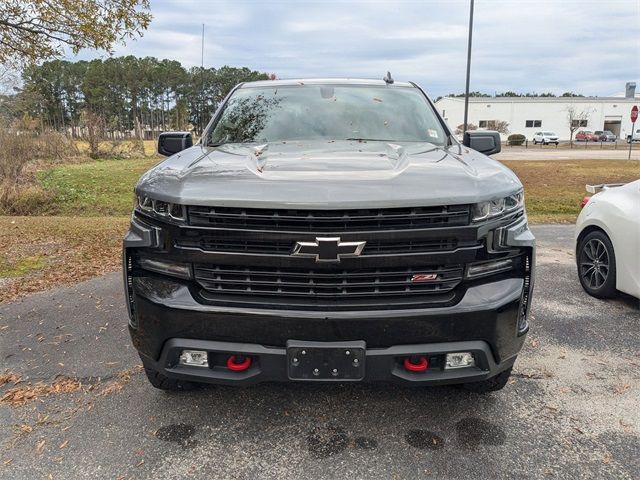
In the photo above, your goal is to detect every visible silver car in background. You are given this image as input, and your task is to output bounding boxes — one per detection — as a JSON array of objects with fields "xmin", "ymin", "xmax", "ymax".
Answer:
[{"xmin": 594, "ymin": 130, "xmax": 616, "ymax": 142}]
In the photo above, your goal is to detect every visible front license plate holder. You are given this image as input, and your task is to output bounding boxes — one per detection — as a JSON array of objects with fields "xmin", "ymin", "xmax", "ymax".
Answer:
[{"xmin": 287, "ymin": 340, "xmax": 366, "ymax": 381}]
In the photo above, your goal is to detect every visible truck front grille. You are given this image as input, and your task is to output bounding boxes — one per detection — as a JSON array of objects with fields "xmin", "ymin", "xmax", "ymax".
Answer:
[
  {"xmin": 176, "ymin": 234, "xmax": 460, "ymax": 256},
  {"xmin": 188, "ymin": 204, "xmax": 471, "ymax": 231},
  {"xmin": 139, "ymin": 204, "xmax": 486, "ymax": 311},
  {"xmin": 193, "ymin": 264, "xmax": 463, "ymax": 311}
]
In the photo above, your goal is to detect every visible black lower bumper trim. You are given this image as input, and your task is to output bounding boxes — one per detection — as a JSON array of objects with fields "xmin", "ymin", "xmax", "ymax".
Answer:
[{"xmin": 143, "ymin": 338, "xmax": 516, "ymax": 387}]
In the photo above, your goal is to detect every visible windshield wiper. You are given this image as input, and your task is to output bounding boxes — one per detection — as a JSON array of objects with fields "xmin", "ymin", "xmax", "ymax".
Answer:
[{"xmin": 345, "ymin": 137, "xmax": 395, "ymax": 142}]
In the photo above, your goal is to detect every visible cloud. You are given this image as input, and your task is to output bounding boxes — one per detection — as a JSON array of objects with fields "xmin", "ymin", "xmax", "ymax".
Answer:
[{"xmin": 69, "ymin": 0, "xmax": 639, "ymax": 98}]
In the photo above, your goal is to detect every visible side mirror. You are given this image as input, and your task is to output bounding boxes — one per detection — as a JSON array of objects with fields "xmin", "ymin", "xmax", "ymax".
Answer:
[
  {"xmin": 463, "ymin": 130, "xmax": 501, "ymax": 156},
  {"xmin": 158, "ymin": 131, "xmax": 193, "ymax": 156}
]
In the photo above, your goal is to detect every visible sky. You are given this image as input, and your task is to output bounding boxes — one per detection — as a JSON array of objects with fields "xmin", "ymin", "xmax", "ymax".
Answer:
[{"xmin": 71, "ymin": 0, "xmax": 640, "ymax": 98}]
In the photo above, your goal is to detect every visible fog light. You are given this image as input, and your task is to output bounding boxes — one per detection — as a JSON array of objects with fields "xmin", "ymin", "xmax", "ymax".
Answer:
[
  {"xmin": 445, "ymin": 352, "xmax": 475, "ymax": 369},
  {"xmin": 466, "ymin": 258, "xmax": 514, "ymax": 279},
  {"xmin": 138, "ymin": 257, "xmax": 191, "ymax": 279},
  {"xmin": 179, "ymin": 350, "xmax": 209, "ymax": 367}
]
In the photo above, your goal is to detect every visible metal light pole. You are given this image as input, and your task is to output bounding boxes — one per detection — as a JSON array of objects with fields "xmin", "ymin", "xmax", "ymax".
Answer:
[
  {"xmin": 462, "ymin": 0, "xmax": 475, "ymax": 134},
  {"xmin": 200, "ymin": 23, "xmax": 205, "ymax": 136}
]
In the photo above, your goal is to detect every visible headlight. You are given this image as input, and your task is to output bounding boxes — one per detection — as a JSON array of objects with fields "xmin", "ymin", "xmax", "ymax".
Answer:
[
  {"xmin": 472, "ymin": 191, "xmax": 524, "ymax": 221},
  {"xmin": 135, "ymin": 195, "xmax": 186, "ymax": 222}
]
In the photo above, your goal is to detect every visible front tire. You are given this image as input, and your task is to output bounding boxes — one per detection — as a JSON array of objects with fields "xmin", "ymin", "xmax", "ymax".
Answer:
[
  {"xmin": 577, "ymin": 230, "xmax": 617, "ymax": 298},
  {"xmin": 461, "ymin": 367, "xmax": 512, "ymax": 393},
  {"xmin": 140, "ymin": 356, "xmax": 200, "ymax": 391}
]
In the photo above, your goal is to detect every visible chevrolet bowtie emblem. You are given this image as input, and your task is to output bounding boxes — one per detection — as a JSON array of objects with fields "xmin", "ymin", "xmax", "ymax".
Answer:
[{"xmin": 292, "ymin": 237, "xmax": 366, "ymax": 262}]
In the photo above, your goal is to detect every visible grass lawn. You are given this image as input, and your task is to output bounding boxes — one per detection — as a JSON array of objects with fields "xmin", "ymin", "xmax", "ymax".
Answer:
[
  {"xmin": 37, "ymin": 157, "xmax": 159, "ymax": 215},
  {"xmin": 503, "ymin": 160, "xmax": 640, "ymax": 223},
  {"xmin": 1, "ymin": 157, "xmax": 638, "ymax": 302}
]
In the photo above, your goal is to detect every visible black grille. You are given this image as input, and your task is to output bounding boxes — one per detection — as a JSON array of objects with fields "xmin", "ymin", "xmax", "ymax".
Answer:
[
  {"xmin": 188, "ymin": 205, "xmax": 471, "ymax": 231},
  {"xmin": 176, "ymin": 234, "xmax": 460, "ymax": 256},
  {"xmin": 193, "ymin": 264, "xmax": 463, "ymax": 310}
]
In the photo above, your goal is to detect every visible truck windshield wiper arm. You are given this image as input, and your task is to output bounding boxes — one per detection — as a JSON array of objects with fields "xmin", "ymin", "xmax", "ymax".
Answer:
[{"xmin": 345, "ymin": 137, "xmax": 397, "ymax": 142}]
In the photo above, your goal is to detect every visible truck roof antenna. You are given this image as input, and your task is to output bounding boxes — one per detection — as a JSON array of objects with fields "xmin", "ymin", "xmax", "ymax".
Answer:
[{"xmin": 383, "ymin": 71, "xmax": 394, "ymax": 84}]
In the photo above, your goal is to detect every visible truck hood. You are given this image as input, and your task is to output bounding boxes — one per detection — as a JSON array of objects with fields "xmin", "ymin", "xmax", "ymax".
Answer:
[{"xmin": 136, "ymin": 140, "xmax": 522, "ymax": 209}]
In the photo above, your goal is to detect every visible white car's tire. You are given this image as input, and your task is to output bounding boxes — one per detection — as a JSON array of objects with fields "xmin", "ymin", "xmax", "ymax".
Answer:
[{"xmin": 577, "ymin": 230, "xmax": 617, "ymax": 299}]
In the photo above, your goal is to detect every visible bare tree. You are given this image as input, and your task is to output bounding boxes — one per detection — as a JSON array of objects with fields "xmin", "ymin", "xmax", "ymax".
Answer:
[
  {"xmin": 494, "ymin": 120, "xmax": 510, "ymax": 135},
  {"xmin": 81, "ymin": 110, "xmax": 106, "ymax": 159},
  {"xmin": 566, "ymin": 106, "xmax": 593, "ymax": 145},
  {"xmin": 455, "ymin": 123, "xmax": 477, "ymax": 135},
  {"xmin": 0, "ymin": 64, "xmax": 16, "ymax": 92}
]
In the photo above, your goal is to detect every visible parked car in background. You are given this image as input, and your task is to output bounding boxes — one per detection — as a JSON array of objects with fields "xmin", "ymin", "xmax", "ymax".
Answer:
[
  {"xmin": 575, "ymin": 130, "xmax": 599, "ymax": 142},
  {"xmin": 626, "ymin": 128, "xmax": 640, "ymax": 143},
  {"xmin": 575, "ymin": 181, "xmax": 640, "ymax": 300},
  {"xmin": 532, "ymin": 131, "xmax": 559, "ymax": 145},
  {"xmin": 594, "ymin": 130, "xmax": 616, "ymax": 142}
]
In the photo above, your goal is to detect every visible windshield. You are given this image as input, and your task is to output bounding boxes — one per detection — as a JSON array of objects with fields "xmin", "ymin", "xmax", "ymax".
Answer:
[{"xmin": 207, "ymin": 84, "xmax": 447, "ymax": 146}]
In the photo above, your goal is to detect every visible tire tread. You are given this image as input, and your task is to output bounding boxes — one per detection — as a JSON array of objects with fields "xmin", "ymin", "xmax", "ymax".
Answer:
[{"xmin": 461, "ymin": 367, "xmax": 512, "ymax": 393}]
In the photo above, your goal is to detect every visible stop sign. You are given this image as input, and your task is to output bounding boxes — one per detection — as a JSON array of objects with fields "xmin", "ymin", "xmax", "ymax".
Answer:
[{"xmin": 632, "ymin": 105, "xmax": 639, "ymax": 123}]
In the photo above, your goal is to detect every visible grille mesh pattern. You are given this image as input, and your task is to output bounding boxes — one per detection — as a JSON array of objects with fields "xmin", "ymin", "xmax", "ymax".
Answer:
[
  {"xmin": 193, "ymin": 264, "xmax": 463, "ymax": 309},
  {"xmin": 188, "ymin": 205, "xmax": 471, "ymax": 231}
]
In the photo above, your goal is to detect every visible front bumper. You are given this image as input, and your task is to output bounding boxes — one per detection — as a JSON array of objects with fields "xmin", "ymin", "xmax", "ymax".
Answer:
[
  {"xmin": 141, "ymin": 337, "xmax": 516, "ymax": 387},
  {"xmin": 130, "ymin": 274, "xmax": 526, "ymax": 385}
]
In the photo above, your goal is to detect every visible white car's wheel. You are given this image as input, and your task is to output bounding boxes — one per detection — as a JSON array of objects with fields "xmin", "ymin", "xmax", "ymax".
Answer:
[{"xmin": 577, "ymin": 230, "xmax": 617, "ymax": 298}]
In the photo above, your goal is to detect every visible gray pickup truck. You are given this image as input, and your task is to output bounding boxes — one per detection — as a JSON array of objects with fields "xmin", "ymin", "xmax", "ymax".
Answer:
[{"xmin": 124, "ymin": 78, "xmax": 535, "ymax": 393}]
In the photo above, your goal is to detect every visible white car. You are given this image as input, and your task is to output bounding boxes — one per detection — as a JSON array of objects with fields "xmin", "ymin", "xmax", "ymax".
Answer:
[
  {"xmin": 575, "ymin": 180, "xmax": 640, "ymax": 299},
  {"xmin": 532, "ymin": 131, "xmax": 559, "ymax": 145},
  {"xmin": 626, "ymin": 128, "xmax": 640, "ymax": 143}
]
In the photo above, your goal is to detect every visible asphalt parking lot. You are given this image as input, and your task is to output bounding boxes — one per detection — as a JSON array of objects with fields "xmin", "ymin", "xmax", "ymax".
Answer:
[
  {"xmin": 495, "ymin": 145, "xmax": 639, "ymax": 161},
  {"xmin": 0, "ymin": 225, "xmax": 638, "ymax": 479}
]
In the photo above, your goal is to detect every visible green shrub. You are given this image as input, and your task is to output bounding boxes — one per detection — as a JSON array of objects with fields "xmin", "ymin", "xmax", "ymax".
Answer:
[{"xmin": 507, "ymin": 134, "xmax": 526, "ymax": 146}]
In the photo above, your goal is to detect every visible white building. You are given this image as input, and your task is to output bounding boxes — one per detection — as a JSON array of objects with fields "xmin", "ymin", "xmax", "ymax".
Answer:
[{"xmin": 434, "ymin": 82, "xmax": 639, "ymax": 141}]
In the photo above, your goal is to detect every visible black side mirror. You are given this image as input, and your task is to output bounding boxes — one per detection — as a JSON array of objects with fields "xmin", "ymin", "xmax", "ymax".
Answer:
[
  {"xmin": 463, "ymin": 130, "xmax": 501, "ymax": 156},
  {"xmin": 158, "ymin": 132, "xmax": 193, "ymax": 156}
]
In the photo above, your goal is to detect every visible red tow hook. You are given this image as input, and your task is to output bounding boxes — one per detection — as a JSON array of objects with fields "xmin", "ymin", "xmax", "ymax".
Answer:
[
  {"xmin": 227, "ymin": 355, "xmax": 252, "ymax": 372},
  {"xmin": 403, "ymin": 356, "xmax": 428, "ymax": 372}
]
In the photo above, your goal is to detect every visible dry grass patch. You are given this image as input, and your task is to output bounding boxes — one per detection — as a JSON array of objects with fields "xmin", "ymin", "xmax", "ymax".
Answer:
[
  {"xmin": 502, "ymin": 160, "xmax": 640, "ymax": 223},
  {"xmin": 0, "ymin": 216, "xmax": 129, "ymax": 303}
]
